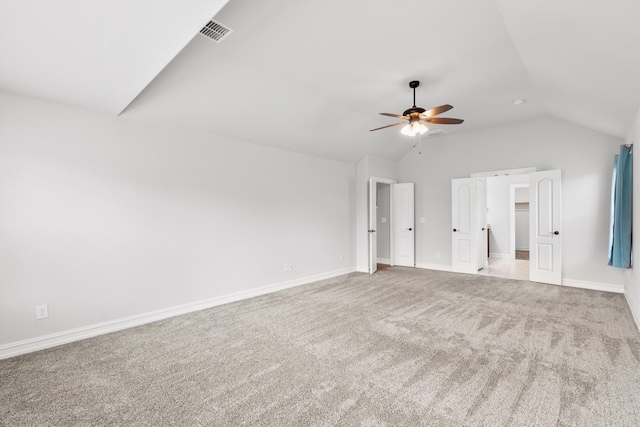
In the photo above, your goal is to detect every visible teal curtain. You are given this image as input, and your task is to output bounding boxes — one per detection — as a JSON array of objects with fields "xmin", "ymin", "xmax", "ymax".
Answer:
[{"xmin": 608, "ymin": 145, "xmax": 633, "ymax": 268}]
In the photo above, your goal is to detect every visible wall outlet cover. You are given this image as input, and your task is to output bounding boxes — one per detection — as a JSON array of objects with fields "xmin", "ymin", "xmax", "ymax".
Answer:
[{"xmin": 36, "ymin": 305, "xmax": 48, "ymax": 320}]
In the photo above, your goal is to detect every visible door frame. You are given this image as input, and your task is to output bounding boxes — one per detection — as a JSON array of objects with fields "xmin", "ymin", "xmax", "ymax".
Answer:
[{"xmin": 369, "ymin": 176, "xmax": 397, "ymax": 274}]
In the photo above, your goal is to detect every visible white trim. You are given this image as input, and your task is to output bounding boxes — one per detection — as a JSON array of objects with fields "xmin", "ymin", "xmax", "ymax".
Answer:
[
  {"xmin": 471, "ymin": 167, "xmax": 537, "ymax": 178},
  {"xmin": 561, "ymin": 278, "xmax": 624, "ymax": 293},
  {"xmin": 416, "ymin": 262, "xmax": 453, "ymax": 272},
  {"xmin": 376, "ymin": 257, "xmax": 391, "ymax": 264},
  {"xmin": 489, "ymin": 253, "xmax": 513, "ymax": 259},
  {"xmin": 624, "ymin": 292, "xmax": 640, "ymax": 333},
  {"xmin": 0, "ymin": 267, "xmax": 356, "ymax": 360}
]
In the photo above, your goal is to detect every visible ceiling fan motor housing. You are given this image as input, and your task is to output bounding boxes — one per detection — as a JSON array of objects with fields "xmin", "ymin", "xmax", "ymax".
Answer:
[{"xmin": 403, "ymin": 106, "xmax": 426, "ymax": 117}]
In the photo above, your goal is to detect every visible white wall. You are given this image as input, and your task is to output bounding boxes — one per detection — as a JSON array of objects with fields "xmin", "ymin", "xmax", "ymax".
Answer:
[
  {"xmin": 515, "ymin": 207, "xmax": 529, "ymax": 251},
  {"xmin": 376, "ymin": 184, "xmax": 390, "ymax": 261},
  {"xmin": 514, "ymin": 187, "xmax": 530, "ymax": 251},
  {"xmin": 486, "ymin": 174, "xmax": 529, "ymax": 257},
  {"xmin": 397, "ymin": 116, "xmax": 625, "ymax": 287},
  {"xmin": 625, "ymin": 108, "xmax": 640, "ymax": 331},
  {"xmin": 0, "ymin": 92, "xmax": 356, "ymax": 347},
  {"xmin": 515, "ymin": 187, "xmax": 529, "ymax": 203}
]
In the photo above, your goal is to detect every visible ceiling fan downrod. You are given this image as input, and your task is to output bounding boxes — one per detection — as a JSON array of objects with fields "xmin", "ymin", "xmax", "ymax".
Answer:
[{"xmin": 409, "ymin": 80, "xmax": 420, "ymax": 107}]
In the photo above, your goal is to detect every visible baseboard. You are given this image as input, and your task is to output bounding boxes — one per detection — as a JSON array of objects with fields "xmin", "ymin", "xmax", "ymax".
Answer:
[
  {"xmin": 413, "ymin": 265, "xmax": 623, "ymax": 293},
  {"xmin": 376, "ymin": 257, "xmax": 391, "ymax": 264},
  {"xmin": 415, "ymin": 262, "xmax": 453, "ymax": 272},
  {"xmin": 489, "ymin": 253, "xmax": 512, "ymax": 259},
  {"xmin": 0, "ymin": 267, "xmax": 357, "ymax": 360},
  {"xmin": 624, "ymin": 292, "xmax": 640, "ymax": 333},
  {"xmin": 561, "ymin": 278, "xmax": 624, "ymax": 294}
]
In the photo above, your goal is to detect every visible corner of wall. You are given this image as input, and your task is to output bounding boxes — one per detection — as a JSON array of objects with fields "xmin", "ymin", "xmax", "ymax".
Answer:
[{"xmin": 624, "ymin": 107, "xmax": 640, "ymax": 332}]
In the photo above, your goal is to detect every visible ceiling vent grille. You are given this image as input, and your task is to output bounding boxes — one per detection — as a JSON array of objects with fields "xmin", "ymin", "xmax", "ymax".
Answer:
[{"xmin": 199, "ymin": 20, "xmax": 233, "ymax": 43}]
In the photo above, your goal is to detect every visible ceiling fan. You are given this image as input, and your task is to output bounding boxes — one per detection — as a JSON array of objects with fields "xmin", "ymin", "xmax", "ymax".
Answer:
[{"xmin": 370, "ymin": 81, "xmax": 464, "ymax": 136}]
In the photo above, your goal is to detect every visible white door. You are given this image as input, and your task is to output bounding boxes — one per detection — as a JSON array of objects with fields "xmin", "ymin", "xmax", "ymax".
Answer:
[
  {"xmin": 452, "ymin": 178, "xmax": 480, "ymax": 274},
  {"xmin": 369, "ymin": 178, "xmax": 378, "ymax": 274},
  {"xmin": 393, "ymin": 182, "xmax": 415, "ymax": 267},
  {"xmin": 476, "ymin": 178, "xmax": 488, "ymax": 271},
  {"xmin": 529, "ymin": 170, "xmax": 562, "ymax": 284}
]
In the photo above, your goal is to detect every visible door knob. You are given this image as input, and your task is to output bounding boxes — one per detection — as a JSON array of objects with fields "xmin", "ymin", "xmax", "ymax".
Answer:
[
  {"xmin": 553, "ymin": 231, "xmax": 560, "ymax": 235},
  {"xmin": 453, "ymin": 228, "xmax": 457, "ymax": 232},
  {"xmin": 407, "ymin": 227, "xmax": 412, "ymax": 231},
  {"xmin": 481, "ymin": 228, "xmax": 485, "ymax": 231}
]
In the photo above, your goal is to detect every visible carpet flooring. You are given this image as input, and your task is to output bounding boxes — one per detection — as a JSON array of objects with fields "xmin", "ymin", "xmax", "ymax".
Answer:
[{"xmin": 1, "ymin": 268, "xmax": 639, "ymax": 426}]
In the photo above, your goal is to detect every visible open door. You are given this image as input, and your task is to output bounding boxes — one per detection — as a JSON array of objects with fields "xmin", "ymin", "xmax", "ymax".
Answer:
[
  {"xmin": 477, "ymin": 178, "xmax": 488, "ymax": 271},
  {"xmin": 529, "ymin": 170, "xmax": 562, "ymax": 284},
  {"xmin": 369, "ymin": 177, "xmax": 378, "ymax": 274},
  {"xmin": 369, "ymin": 178, "xmax": 414, "ymax": 273},
  {"xmin": 393, "ymin": 182, "xmax": 415, "ymax": 267},
  {"xmin": 452, "ymin": 178, "xmax": 486, "ymax": 274}
]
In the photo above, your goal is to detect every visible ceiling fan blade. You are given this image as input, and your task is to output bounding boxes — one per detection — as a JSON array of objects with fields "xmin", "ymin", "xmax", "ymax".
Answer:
[
  {"xmin": 380, "ymin": 112, "xmax": 409, "ymax": 120},
  {"xmin": 423, "ymin": 104, "xmax": 453, "ymax": 118},
  {"xmin": 424, "ymin": 117, "xmax": 464, "ymax": 125},
  {"xmin": 370, "ymin": 122, "xmax": 406, "ymax": 132}
]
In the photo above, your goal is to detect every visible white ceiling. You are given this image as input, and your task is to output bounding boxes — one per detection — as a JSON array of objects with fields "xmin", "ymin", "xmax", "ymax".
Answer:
[
  {"xmin": 0, "ymin": 0, "xmax": 229, "ymax": 115},
  {"xmin": 1, "ymin": 0, "xmax": 638, "ymax": 163}
]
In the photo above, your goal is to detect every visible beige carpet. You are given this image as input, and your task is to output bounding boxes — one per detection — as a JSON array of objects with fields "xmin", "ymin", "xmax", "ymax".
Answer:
[{"xmin": 1, "ymin": 268, "xmax": 639, "ymax": 426}]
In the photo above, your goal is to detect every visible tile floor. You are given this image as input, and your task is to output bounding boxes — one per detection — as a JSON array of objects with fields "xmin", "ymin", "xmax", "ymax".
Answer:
[{"xmin": 478, "ymin": 257, "xmax": 530, "ymax": 281}]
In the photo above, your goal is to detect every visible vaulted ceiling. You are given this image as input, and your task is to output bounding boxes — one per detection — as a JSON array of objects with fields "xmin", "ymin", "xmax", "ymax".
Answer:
[{"xmin": 1, "ymin": 0, "xmax": 638, "ymax": 163}]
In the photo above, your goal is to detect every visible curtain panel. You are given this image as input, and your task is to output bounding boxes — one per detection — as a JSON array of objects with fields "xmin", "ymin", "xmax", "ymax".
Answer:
[{"xmin": 608, "ymin": 144, "xmax": 633, "ymax": 268}]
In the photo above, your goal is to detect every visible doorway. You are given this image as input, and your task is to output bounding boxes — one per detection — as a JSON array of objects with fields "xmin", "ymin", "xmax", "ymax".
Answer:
[
  {"xmin": 368, "ymin": 177, "xmax": 415, "ymax": 274},
  {"xmin": 453, "ymin": 169, "xmax": 562, "ymax": 285},
  {"xmin": 484, "ymin": 175, "xmax": 530, "ymax": 281},
  {"xmin": 376, "ymin": 183, "xmax": 392, "ymax": 270}
]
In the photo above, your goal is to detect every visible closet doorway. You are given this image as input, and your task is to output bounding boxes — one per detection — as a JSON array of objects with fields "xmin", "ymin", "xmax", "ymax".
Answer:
[
  {"xmin": 376, "ymin": 182, "xmax": 392, "ymax": 270},
  {"xmin": 483, "ymin": 175, "xmax": 530, "ymax": 281}
]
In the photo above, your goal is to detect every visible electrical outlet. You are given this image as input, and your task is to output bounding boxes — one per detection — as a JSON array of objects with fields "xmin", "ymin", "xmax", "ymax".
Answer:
[
  {"xmin": 339, "ymin": 254, "xmax": 344, "ymax": 262},
  {"xmin": 284, "ymin": 264, "xmax": 288, "ymax": 272},
  {"xmin": 436, "ymin": 251, "xmax": 441, "ymax": 258},
  {"xmin": 288, "ymin": 264, "xmax": 293, "ymax": 271},
  {"xmin": 36, "ymin": 305, "xmax": 48, "ymax": 320}
]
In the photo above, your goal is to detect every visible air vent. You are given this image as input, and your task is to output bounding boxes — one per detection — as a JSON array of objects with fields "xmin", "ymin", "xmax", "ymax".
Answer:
[
  {"xmin": 199, "ymin": 20, "xmax": 233, "ymax": 43},
  {"xmin": 423, "ymin": 129, "xmax": 449, "ymax": 138}
]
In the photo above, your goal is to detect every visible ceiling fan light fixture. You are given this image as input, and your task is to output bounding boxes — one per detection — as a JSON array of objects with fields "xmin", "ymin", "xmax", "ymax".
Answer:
[
  {"xmin": 401, "ymin": 121, "xmax": 428, "ymax": 136},
  {"xmin": 401, "ymin": 124, "xmax": 415, "ymax": 136}
]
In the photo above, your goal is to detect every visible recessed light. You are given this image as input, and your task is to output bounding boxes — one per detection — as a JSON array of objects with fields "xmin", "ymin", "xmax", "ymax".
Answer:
[{"xmin": 512, "ymin": 99, "xmax": 525, "ymax": 105}]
